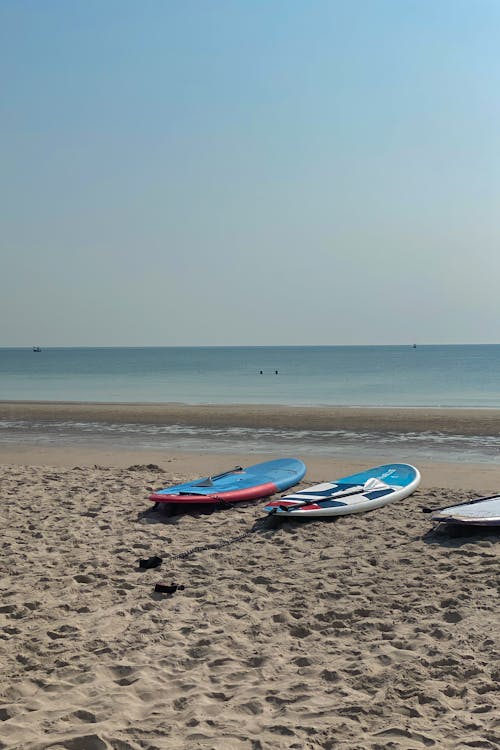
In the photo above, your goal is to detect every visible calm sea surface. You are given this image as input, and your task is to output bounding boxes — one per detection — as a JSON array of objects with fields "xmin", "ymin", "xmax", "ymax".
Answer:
[
  {"xmin": 1, "ymin": 345, "xmax": 500, "ymax": 407},
  {"xmin": 1, "ymin": 346, "xmax": 500, "ymax": 462}
]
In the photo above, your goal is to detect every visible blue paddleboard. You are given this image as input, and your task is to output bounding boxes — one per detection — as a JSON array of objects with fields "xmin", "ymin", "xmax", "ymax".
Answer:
[{"xmin": 150, "ymin": 458, "xmax": 306, "ymax": 504}]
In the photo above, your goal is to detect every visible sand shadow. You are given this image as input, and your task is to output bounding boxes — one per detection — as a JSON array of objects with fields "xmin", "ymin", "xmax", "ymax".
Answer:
[
  {"xmin": 138, "ymin": 499, "xmax": 345, "ymax": 530},
  {"xmin": 422, "ymin": 521, "xmax": 500, "ymax": 547},
  {"xmin": 137, "ymin": 499, "xmax": 246, "ymax": 524}
]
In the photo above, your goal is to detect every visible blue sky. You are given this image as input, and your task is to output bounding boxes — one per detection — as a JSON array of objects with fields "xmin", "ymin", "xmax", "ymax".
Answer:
[{"xmin": 2, "ymin": 1, "xmax": 499, "ymax": 345}]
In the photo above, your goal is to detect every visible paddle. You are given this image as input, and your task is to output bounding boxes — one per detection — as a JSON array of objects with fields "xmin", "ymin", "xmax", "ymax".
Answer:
[
  {"xmin": 194, "ymin": 466, "xmax": 244, "ymax": 488},
  {"xmin": 278, "ymin": 477, "xmax": 391, "ymax": 511},
  {"xmin": 422, "ymin": 493, "xmax": 500, "ymax": 514}
]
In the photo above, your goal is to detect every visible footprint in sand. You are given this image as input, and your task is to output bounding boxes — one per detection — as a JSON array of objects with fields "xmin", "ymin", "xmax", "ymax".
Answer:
[
  {"xmin": 108, "ymin": 664, "xmax": 140, "ymax": 687},
  {"xmin": 41, "ymin": 737, "xmax": 108, "ymax": 750},
  {"xmin": 47, "ymin": 624, "xmax": 80, "ymax": 640},
  {"xmin": 69, "ymin": 709, "xmax": 98, "ymax": 723}
]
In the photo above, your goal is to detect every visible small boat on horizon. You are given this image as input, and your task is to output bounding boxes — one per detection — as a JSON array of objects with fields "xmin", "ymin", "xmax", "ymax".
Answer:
[{"xmin": 32, "ymin": 346, "xmax": 42, "ymax": 352}]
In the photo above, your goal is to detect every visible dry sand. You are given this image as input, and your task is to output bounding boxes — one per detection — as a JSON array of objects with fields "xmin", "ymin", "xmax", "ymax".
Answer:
[{"xmin": 1, "ymin": 402, "xmax": 500, "ymax": 748}]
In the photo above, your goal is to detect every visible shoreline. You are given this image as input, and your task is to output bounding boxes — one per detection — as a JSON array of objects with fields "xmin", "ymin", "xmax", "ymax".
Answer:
[
  {"xmin": 3, "ymin": 399, "xmax": 500, "ymax": 490},
  {"xmin": 2, "ymin": 400, "xmax": 500, "ymax": 434},
  {"xmin": 1, "ymin": 444, "xmax": 500, "ymax": 493}
]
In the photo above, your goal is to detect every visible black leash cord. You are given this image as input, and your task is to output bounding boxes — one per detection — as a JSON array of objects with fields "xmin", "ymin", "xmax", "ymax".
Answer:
[{"xmin": 142, "ymin": 513, "xmax": 275, "ymax": 569}]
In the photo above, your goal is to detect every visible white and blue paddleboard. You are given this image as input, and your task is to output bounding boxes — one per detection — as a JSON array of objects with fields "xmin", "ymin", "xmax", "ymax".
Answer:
[
  {"xmin": 264, "ymin": 463, "xmax": 420, "ymax": 518},
  {"xmin": 432, "ymin": 495, "xmax": 500, "ymax": 526}
]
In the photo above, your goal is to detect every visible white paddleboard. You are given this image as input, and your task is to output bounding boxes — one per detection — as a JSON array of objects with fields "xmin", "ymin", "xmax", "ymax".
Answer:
[
  {"xmin": 432, "ymin": 495, "xmax": 500, "ymax": 526},
  {"xmin": 264, "ymin": 463, "xmax": 421, "ymax": 518}
]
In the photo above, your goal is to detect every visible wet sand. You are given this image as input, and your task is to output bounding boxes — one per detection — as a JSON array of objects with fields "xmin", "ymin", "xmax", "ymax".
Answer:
[{"xmin": 2, "ymin": 399, "xmax": 500, "ymax": 435}]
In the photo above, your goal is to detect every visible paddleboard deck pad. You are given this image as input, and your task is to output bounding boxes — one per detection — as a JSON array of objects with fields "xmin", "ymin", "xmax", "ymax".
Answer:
[
  {"xmin": 432, "ymin": 495, "xmax": 500, "ymax": 526},
  {"xmin": 149, "ymin": 458, "xmax": 306, "ymax": 505},
  {"xmin": 264, "ymin": 463, "xmax": 420, "ymax": 518}
]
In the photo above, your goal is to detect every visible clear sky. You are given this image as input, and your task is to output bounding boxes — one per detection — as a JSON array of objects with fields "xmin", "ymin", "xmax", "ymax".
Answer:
[{"xmin": 2, "ymin": 0, "xmax": 499, "ymax": 346}]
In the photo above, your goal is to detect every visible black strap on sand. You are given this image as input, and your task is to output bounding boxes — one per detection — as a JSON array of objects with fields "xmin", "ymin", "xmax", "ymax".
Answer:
[{"xmin": 138, "ymin": 512, "xmax": 277, "ymax": 571}]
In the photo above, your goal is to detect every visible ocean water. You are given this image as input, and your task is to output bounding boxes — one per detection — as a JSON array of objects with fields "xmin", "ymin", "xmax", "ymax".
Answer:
[
  {"xmin": 1, "ymin": 344, "xmax": 500, "ymax": 407},
  {"xmin": 1, "ymin": 345, "xmax": 500, "ymax": 462}
]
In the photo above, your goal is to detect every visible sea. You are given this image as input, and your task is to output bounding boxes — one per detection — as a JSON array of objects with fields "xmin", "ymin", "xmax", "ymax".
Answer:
[{"xmin": 1, "ymin": 345, "xmax": 500, "ymax": 462}]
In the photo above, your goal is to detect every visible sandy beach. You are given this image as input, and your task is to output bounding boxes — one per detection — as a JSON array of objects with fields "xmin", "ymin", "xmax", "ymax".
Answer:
[{"xmin": 1, "ymin": 404, "xmax": 500, "ymax": 749}]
